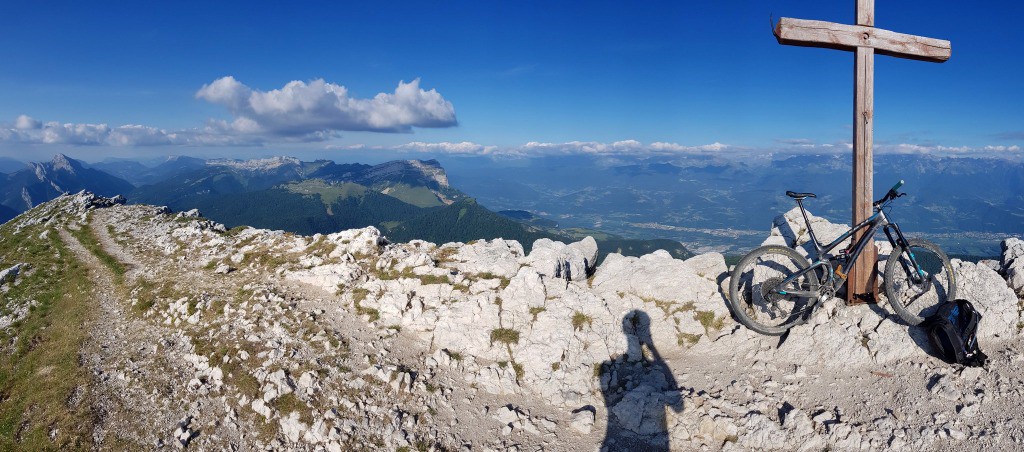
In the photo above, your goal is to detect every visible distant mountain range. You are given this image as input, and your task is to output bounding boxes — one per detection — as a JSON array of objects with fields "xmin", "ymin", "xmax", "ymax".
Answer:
[
  {"xmin": 6, "ymin": 151, "xmax": 1017, "ymax": 257},
  {"xmin": 0, "ymin": 154, "xmax": 693, "ymax": 262},
  {"xmin": 443, "ymin": 153, "xmax": 1024, "ymax": 256}
]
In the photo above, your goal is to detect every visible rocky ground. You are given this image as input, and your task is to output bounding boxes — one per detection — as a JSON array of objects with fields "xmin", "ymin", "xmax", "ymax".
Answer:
[{"xmin": 1, "ymin": 192, "xmax": 1023, "ymax": 451}]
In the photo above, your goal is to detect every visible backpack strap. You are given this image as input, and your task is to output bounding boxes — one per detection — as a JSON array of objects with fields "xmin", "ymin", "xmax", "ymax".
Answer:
[{"xmin": 964, "ymin": 350, "xmax": 989, "ymax": 368}]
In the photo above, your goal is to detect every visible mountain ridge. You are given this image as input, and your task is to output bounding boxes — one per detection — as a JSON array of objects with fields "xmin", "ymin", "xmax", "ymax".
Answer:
[{"xmin": 1, "ymin": 191, "xmax": 1021, "ymax": 450}]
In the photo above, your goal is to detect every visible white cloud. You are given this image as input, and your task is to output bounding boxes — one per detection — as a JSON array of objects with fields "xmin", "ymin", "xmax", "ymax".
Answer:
[
  {"xmin": 369, "ymin": 140, "xmax": 733, "ymax": 156},
  {"xmin": 396, "ymin": 141, "xmax": 498, "ymax": 154},
  {"xmin": 0, "ymin": 115, "xmax": 262, "ymax": 147},
  {"xmin": 196, "ymin": 76, "xmax": 457, "ymax": 136},
  {"xmin": 15, "ymin": 114, "xmax": 41, "ymax": 130}
]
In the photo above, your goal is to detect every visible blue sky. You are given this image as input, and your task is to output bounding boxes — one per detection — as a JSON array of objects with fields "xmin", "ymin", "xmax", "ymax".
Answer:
[{"xmin": 1, "ymin": 0, "xmax": 1021, "ymax": 162}]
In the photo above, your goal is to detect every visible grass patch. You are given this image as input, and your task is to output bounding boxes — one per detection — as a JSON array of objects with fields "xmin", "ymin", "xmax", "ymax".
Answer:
[
  {"xmin": 572, "ymin": 312, "xmax": 593, "ymax": 331},
  {"xmin": 417, "ymin": 274, "xmax": 451, "ymax": 285},
  {"xmin": 694, "ymin": 310, "xmax": 726, "ymax": 333},
  {"xmin": 677, "ymin": 333, "xmax": 701, "ymax": 346},
  {"xmin": 511, "ymin": 361, "xmax": 524, "ymax": 381},
  {"xmin": 355, "ymin": 305, "xmax": 380, "ymax": 323},
  {"xmin": 377, "ymin": 267, "xmax": 450, "ymax": 285},
  {"xmin": 489, "ymin": 328, "xmax": 520, "ymax": 345},
  {"xmin": 225, "ymin": 225, "xmax": 250, "ymax": 236},
  {"xmin": 529, "ymin": 306, "xmax": 546, "ymax": 321},
  {"xmin": 434, "ymin": 247, "xmax": 459, "ymax": 264},
  {"xmin": 350, "ymin": 288, "xmax": 380, "ymax": 322},
  {"xmin": 442, "ymin": 349, "xmax": 463, "ymax": 361},
  {"xmin": 129, "ymin": 278, "xmax": 181, "ymax": 317},
  {"xmin": 272, "ymin": 392, "xmax": 311, "ymax": 424},
  {"xmin": 551, "ymin": 362, "xmax": 561, "ymax": 371},
  {"xmin": 473, "ymin": 272, "xmax": 511, "ymax": 289},
  {"xmin": 0, "ymin": 224, "xmax": 97, "ymax": 449},
  {"xmin": 642, "ymin": 295, "xmax": 696, "ymax": 317}
]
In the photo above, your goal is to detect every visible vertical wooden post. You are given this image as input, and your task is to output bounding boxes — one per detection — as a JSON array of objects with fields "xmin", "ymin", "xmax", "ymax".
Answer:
[{"xmin": 849, "ymin": 0, "xmax": 877, "ymax": 304}]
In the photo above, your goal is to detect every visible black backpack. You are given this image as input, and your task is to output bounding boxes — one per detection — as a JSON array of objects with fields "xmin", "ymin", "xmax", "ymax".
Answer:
[{"xmin": 925, "ymin": 299, "xmax": 988, "ymax": 367}]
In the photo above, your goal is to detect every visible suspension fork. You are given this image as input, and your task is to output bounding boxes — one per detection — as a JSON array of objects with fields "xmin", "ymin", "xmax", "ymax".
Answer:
[{"xmin": 884, "ymin": 223, "xmax": 924, "ymax": 284}]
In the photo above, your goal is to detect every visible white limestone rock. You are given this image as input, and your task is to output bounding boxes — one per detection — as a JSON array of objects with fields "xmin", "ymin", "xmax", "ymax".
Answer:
[
  {"xmin": 570, "ymin": 407, "xmax": 595, "ymax": 434},
  {"xmin": 325, "ymin": 227, "xmax": 387, "ymax": 258},
  {"xmin": 592, "ymin": 250, "xmax": 732, "ymax": 321},
  {"xmin": 280, "ymin": 411, "xmax": 309, "ymax": 443},
  {"xmin": 522, "ymin": 237, "xmax": 598, "ymax": 282},
  {"xmin": 1001, "ymin": 237, "xmax": 1024, "ymax": 293},
  {"xmin": 446, "ymin": 238, "xmax": 524, "ymax": 278},
  {"xmin": 0, "ymin": 263, "xmax": 25, "ymax": 286},
  {"xmin": 284, "ymin": 263, "xmax": 363, "ymax": 294},
  {"xmin": 952, "ymin": 260, "xmax": 1021, "ymax": 341}
]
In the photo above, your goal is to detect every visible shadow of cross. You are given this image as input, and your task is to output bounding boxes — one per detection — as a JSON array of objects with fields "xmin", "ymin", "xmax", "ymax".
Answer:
[{"xmin": 773, "ymin": 0, "xmax": 951, "ymax": 305}]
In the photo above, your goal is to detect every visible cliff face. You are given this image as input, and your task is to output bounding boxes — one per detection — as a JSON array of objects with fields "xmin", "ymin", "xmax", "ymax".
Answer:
[{"xmin": 1, "ymin": 192, "xmax": 1022, "ymax": 450}]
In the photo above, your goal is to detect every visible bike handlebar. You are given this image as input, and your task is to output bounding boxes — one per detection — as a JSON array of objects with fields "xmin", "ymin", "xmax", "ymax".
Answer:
[{"xmin": 874, "ymin": 180, "xmax": 906, "ymax": 207}]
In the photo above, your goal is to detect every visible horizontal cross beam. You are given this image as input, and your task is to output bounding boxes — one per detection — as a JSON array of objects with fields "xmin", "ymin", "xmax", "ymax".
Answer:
[{"xmin": 774, "ymin": 18, "xmax": 951, "ymax": 62}]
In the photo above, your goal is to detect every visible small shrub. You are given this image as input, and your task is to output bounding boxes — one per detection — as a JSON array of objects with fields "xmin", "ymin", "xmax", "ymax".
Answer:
[{"xmin": 551, "ymin": 362, "xmax": 561, "ymax": 371}]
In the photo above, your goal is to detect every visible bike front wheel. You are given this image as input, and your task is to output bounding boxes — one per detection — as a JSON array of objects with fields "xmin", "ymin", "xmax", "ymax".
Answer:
[
  {"xmin": 884, "ymin": 238, "xmax": 957, "ymax": 325},
  {"xmin": 728, "ymin": 245, "xmax": 820, "ymax": 335}
]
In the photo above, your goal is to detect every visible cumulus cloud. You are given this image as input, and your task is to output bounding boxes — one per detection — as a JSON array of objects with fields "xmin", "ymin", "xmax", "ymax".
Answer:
[
  {"xmin": 196, "ymin": 76, "xmax": 458, "ymax": 136},
  {"xmin": 15, "ymin": 114, "xmax": 41, "ymax": 130}
]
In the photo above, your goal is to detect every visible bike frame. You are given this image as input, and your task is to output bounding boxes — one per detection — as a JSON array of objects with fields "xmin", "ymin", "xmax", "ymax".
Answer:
[{"xmin": 774, "ymin": 198, "xmax": 924, "ymax": 300}]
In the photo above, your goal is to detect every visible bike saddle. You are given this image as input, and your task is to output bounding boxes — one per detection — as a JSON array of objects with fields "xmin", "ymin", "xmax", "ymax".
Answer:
[{"xmin": 786, "ymin": 191, "xmax": 817, "ymax": 200}]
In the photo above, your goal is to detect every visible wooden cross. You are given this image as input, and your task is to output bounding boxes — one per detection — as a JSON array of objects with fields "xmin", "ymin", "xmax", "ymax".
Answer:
[{"xmin": 774, "ymin": 0, "xmax": 951, "ymax": 304}]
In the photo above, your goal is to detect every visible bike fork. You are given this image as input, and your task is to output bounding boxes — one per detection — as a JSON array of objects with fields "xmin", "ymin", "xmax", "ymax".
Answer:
[{"xmin": 884, "ymin": 223, "xmax": 924, "ymax": 284}]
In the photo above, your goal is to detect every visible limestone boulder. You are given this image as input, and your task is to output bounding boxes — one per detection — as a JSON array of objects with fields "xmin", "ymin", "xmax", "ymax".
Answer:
[
  {"xmin": 592, "ymin": 250, "xmax": 731, "ymax": 320},
  {"xmin": 446, "ymin": 238, "xmax": 524, "ymax": 278},
  {"xmin": 1001, "ymin": 238, "xmax": 1024, "ymax": 293},
  {"xmin": 952, "ymin": 260, "xmax": 1021, "ymax": 341},
  {"xmin": 522, "ymin": 237, "xmax": 598, "ymax": 282}
]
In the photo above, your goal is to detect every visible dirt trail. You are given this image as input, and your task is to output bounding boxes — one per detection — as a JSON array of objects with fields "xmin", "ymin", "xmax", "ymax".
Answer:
[{"xmin": 59, "ymin": 224, "xmax": 240, "ymax": 449}]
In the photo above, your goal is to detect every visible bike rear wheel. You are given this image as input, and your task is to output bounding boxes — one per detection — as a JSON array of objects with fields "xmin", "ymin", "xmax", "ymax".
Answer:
[
  {"xmin": 728, "ymin": 245, "xmax": 820, "ymax": 335},
  {"xmin": 884, "ymin": 238, "xmax": 957, "ymax": 325}
]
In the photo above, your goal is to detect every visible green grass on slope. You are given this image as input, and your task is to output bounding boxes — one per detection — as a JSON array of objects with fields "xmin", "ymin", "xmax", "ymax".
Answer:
[
  {"xmin": 0, "ymin": 222, "xmax": 96, "ymax": 449},
  {"xmin": 284, "ymin": 180, "xmax": 367, "ymax": 206},
  {"xmin": 67, "ymin": 218, "xmax": 126, "ymax": 283},
  {"xmin": 379, "ymin": 184, "xmax": 444, "ymax": 208}
]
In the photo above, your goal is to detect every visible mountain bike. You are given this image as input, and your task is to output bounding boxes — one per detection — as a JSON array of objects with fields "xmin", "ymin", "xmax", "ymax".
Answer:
[{"xmin": 728, "ymin": 180, "xmax": 956, "ymax": 335}]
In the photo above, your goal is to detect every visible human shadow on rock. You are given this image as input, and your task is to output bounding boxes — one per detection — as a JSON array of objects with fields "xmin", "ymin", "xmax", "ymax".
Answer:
[{"xmin": 599, "ymin": 310, "xmax": 683, "ymax": 451}]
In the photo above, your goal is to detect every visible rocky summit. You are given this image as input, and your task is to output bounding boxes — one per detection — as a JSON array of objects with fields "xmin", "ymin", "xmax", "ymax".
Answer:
[{"xmin": 1, "ymin": 191, "xmax": 1023, "ymax": 451}]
